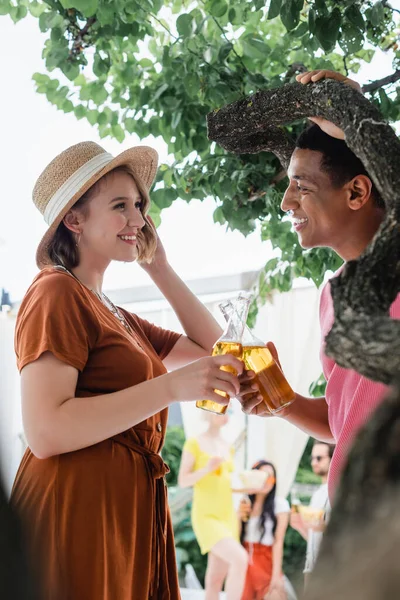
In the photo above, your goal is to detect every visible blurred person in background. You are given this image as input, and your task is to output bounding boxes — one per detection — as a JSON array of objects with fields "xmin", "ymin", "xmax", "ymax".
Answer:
[
  {"xmin": 178, "ymin": 411, "xmax": 249, "ymax": 600},
  {"xmin": 290, "ymin": 441, "xmax": 333, "ymax": 586},
  {"xmin": 239, "ymin": 460, "xmax": 290, "ymax": 600}
]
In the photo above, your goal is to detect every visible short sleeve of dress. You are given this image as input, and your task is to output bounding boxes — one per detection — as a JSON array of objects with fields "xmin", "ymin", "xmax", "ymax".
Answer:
[
  {"xmin": 15, "ymin": 269, "xmax": 98, "ymax": 373},
  {"xmin": 182, "ymin": 437, "xmax": 199, "ymax": 459},
  {"xmin": 125, "ymin": 313, "xmax": 182, "ymax": 360},
  {"xmin": 274, "ymin": 497, "xmax": 290, "ymax": 514}
]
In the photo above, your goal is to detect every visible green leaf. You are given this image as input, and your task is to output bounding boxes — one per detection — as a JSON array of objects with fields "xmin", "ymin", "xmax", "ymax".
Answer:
[
  {"xmin": 29, "ymin": 1, "xmax": 46, "ymax": 17},
  {"xmin": 0, "ymin": 1, "xmax": 10, "ymax": 16},
  {"xmin": 345, "ymin": 5, "xmax": 365, "ymax": 31},
  {"xmin": 315, "ymin": 8, "xmax": 341, "ymax": 52},
  {"xmin": 62, "ymin": 62, "xmax": 80, "ymax": 81},
  {"xmin": 62, "ymin": 99, "xmax": 74, "ymax": 113},
  {"xmin": 59, "ymin": 0, "xmax": 98, "ymax": 18},
  {"xmin": 38, "ymin": 10, "xmax": 64, "ymax": 32},
  {"xmin": 74, "ymin": 73, "xmax": 86, "ymax": 86},
  {"xmin": 86, "ymin": 109, "xmax": 99, "ymax": 125},
  {"xmin": 378, "ymin": 88, "xmax": 391, "ymax": 115},
  {"xmin": 171, "ymin": 111, "xmax": 182, "ymax": 129},
  {"xmin": 97, "ymin": 111, "xmax": 109, "ymax": 126},
  {"xmin": 308, "ymin": 7, "xmax": 316, "ymax": 33},
  {"xmin": 96, "ymin": 3, "xmax": 115, "ymax": 25},
  {"xmin": 176, "ymin": 13, "xmax": 193, "ymax": 37},
  {"xmin": 192, "ymin": 134, "xmax": 209, "ymax": 153},
  {"xmin": 112, "ymin": 124, "xmax": 125, "ymax": 142},
  {"xmin": 9, "ymin": 5, "xmax": 27, "ymax": 22},
  {"xmin": 139, "ymin": 58, "xmax": 153, "ymax": 69},
  {"xmin": 91, "ymin": 83, "xmax": 108, "ymax": 105},
  {"xmin": 32, "ymin": 72, "xmax": 50, "ymax": 85},
  {"xmin": 74, "ymin": 105, "xmax": 86, "ymax": 119},
  {"xmin": 242, "ymin": 36, "xmax": 270, "ymax": 59},
  {"xmin": 339, "ymin": 22, "xmax": 364, "ymax": 54},
  {"xmin": 93, "ymin": 53, "xmax": 110, "ymax": 77},
  {"xmin": 370, "ymin": 1, "xmax": 384, "ymax": 27},
  {"xmin": 206, "ymin": 0, "xmax": 228, "ymax": 18},
  {"xmin": 213, "ymin": 206, "xmax": 226, "ymax": 224},
  {"xmin": 148, "ymin": 202, "xmax": 161, "ymax": 227},
  {"xmin": 291, "ymin": 21, "xmax": 308, "ymax": 37},
  {"xmin": 152, "ymin": 187, "xmax": 178, "ymax": 209},
  {"xmin": 153, "ymin": 83, "xmax": 169, "ymax": 101},
  {"xmin": 280, "ymin": 0, "xmax": 301, "ymax": 31},
  {"xmin": 218, "ymin": 42, "xmax": 233, "ymax": 62},
  {"xmin": 267, "ymin": 0, "xmax": 281, "ymax": 19}
]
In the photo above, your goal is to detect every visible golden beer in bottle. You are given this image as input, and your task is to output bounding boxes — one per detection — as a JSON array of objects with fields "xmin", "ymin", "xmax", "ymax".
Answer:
[
  {"xmin": 196, "ymin": 294, "xmax": 250, "ymax": 415},
  {"xmin": 242, "ymin": 345, "xmax": 295, "ymax": 414},
  {"xmin": 196, "ymin": 341, "xmax": 243, "ymax": 414},
  {"xmin": 219, "ymin": 297, "xmax": 295, "ymax": 415}
]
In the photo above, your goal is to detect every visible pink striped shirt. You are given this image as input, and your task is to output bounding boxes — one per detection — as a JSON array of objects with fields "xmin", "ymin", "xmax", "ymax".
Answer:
[{"xmin": 319, "ymin": 271, "xmax": 400, "ymax": 499}]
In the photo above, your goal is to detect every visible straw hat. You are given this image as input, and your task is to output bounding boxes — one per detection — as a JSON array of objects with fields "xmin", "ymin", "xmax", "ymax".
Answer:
[{"xmin": 33, "ymin": 141, "xmax": 158, "ymax": 269}]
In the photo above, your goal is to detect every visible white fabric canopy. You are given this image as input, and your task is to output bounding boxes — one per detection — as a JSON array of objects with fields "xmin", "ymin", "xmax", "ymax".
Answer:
[{"xmin": 181, "ymin": 281, "xmax": 323, "ymax": 499}]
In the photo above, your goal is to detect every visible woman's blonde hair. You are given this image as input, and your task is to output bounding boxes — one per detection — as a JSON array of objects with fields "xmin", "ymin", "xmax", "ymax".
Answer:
[{"xmin": 47, "ymin": 164, "xmax": 157, "ymax": 269}]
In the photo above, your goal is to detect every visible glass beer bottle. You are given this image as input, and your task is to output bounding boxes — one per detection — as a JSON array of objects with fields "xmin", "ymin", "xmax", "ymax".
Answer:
[
  {"xmin": 196, "ymin": 295, "xmax": 250, "ymax": 415},
  {"xmin": 219, "ymin": 298, "xmax": 295, "ymax": 415}
]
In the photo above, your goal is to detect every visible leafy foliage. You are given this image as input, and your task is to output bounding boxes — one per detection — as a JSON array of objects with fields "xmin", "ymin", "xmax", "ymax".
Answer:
[
  {"xmin": 161, "ymin": 425, "xmax": 186, "ymax": 485},
  {"xmin": 2, "ymin": 0, "xmax": 400, "ymax": 304},
  {"xmin": 283, "ymin": 525, "xmax": 307, "ymax": 592}
]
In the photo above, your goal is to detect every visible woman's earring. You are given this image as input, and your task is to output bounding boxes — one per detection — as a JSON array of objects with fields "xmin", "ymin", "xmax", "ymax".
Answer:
[{"xmin": 75, "ymin": 232, "xmax": 81, "ymax": 247}]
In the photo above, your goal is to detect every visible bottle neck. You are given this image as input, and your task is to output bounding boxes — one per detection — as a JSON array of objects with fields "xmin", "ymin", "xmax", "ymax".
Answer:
[
  {"xmin": 219, "ymin": 296, "xmax": 250, "ymax": 343},
  {"xmin": 219, "ymin": 299, "xmax": 264, "ymax": 346}
]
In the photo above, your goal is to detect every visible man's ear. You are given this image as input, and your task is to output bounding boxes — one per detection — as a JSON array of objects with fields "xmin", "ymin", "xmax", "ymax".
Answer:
[
  {"xmin": 63, "ymin": 209, "xmax": 83, "ymax": 234},
  {"xmin": 347, "ymin": 175, "xmax": 373, "ymax": 211}
]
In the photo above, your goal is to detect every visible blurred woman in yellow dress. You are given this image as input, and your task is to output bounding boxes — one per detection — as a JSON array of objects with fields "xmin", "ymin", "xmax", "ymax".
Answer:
[{"xmin": 178, "ymin": 412, "xmax": 248, "ymax": 600}]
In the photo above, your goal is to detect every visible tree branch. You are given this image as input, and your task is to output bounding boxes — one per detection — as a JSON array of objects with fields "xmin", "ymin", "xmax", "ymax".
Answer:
[
  {"xmin": 207, "ymin": 79, "xmax": 400, "ymax": 385},
  {"xmin": 362, "ymin": 68, "xmax": 400, "ymax": 93}
]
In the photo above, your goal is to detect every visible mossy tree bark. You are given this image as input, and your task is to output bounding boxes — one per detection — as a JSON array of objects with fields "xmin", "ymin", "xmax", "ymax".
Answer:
[{"xmin": 207, "ymin": 80, "xmax": 400, "ymax": 386}]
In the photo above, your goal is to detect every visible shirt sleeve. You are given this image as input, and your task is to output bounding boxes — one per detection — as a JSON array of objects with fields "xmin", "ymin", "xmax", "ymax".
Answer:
[
  {"xmin": 126, "ymin": 313, "xmax": 182, "ymax": 360},
  {"xmin": 275, "ymin": 497, "xmax": 290, "ymax": 514},
  {"xmin": 15, "ymin": 270, "xmax": 98, "ymax": 372}
]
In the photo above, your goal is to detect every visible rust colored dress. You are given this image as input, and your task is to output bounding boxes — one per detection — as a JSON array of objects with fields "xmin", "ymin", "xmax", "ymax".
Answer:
[{"xmin": 11, "ymin": 267, "xmax": 182, "ymax": 600}]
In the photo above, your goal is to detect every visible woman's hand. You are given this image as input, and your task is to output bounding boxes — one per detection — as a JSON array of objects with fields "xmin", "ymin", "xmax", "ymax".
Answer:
[
  {"xmin": 237, "ymin": 369, "xmax": 261, "ymax": 400},
  {"xmin": 141, "ymin": 215, "xmax": 168, "ymax": 272},
  {"xmin": 296, "ymin": 69, "xmax": 362, "ymax": 140},
  {"xmin": 238, "ymin": 497, "xmax": 252, "ymax": 521},
  {"xmin": 266, "ymin": 576, "xmax": 286, "ymax": 600},
  {"xmin": 168, "ymin": 354, "xmax": 244, "ymax": 404},
  {"xmin": 206, "ymin": 456, "xmax": 224, "ymax": 473}
]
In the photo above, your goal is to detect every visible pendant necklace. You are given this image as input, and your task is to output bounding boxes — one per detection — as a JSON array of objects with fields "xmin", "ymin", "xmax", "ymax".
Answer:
[{"xmin": 54, "ymin": 265, "xmax": 133, "ymax": 334}]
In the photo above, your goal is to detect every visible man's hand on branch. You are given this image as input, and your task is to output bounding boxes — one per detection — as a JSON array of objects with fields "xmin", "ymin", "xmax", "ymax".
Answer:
[{"xmin": 296, "ymin": 69, "xmax": 362, "ymax": 140}]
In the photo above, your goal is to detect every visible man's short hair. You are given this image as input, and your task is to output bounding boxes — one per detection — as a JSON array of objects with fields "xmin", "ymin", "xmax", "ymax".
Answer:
[
  {"xmin": 313, "ymin": 440, "xmax": 335, "ymax": 459},
  {"xmin": 296, "ymin": 124, "xmax": 385, "ymax": 210}
]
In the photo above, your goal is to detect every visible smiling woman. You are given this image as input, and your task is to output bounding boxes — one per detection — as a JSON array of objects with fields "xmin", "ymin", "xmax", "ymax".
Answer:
[
  {"xmin": 46, "ymin": 162, "xmax": 156, "ymax": 271},
  {"xmin": 10, "ymin": 140, "xmax": 251, "ymax": 600}
]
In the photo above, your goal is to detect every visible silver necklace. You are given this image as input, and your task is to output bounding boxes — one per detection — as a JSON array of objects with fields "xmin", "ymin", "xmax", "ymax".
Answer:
[
  {"xmin": 54, "ymin": 265, "xmax": 133, "ymax": 334},
  {"xmin": 94, "ymin": 290, "xmax": 133, "ymax": 334}
]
